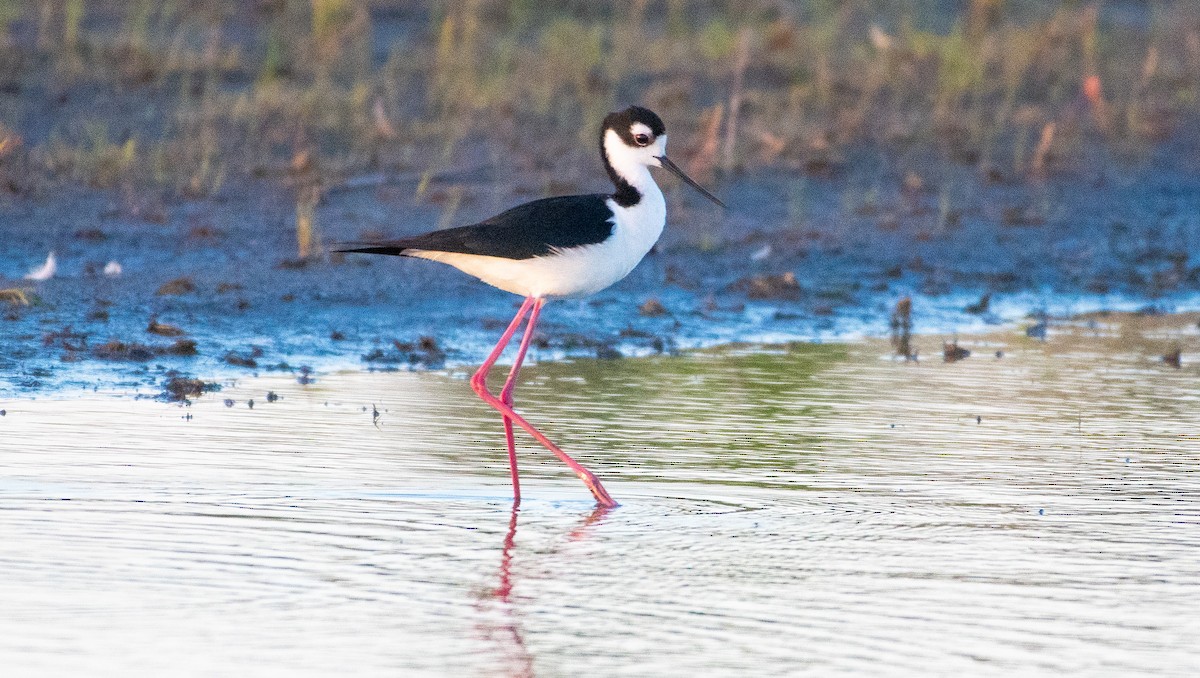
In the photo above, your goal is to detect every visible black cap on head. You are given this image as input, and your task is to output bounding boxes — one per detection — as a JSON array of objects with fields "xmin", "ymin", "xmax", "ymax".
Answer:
[{"xmin": 602, "ymin": 106, "xmax": 667, "ymax": 146}]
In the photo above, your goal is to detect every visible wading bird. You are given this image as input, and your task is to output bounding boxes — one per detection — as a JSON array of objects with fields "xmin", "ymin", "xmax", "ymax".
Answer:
[{"xmin": 341, "ymin": 106, "xmax": 724, "ymax": 507}]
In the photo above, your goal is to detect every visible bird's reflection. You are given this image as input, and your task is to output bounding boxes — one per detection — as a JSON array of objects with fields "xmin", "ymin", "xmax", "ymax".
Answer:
[{"xmin": 479, "ymin": 502, "xmax": 613, "ymax": 677}]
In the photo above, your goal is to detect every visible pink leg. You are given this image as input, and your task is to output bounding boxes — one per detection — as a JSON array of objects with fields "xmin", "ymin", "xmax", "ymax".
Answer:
[
  {"xmin": 501, "ymin": 419, "xmax": 520, "ymax": 503},
  {"xmin": 471, "ymin": 298, "xmax": 617, "ymax": 508},
  {"xmin": 475, "ymin": 298, "xmax": 535, "ymax": 503},
  {"xmin": 496, "ymin": 297, "xmax": 553, "ymax": 502},
  {"xmin": 497, "ymin": 303, "xmax": 543, "ymax": 504},
  {"xmin": 499, "ymin": 298, "xmax": 541, "ymax": 406}
]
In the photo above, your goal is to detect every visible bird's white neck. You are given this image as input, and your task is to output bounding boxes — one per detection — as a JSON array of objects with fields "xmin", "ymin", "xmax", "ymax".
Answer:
[
  {"xmin": 603, "ymin": 130, "xmax": 666, "ymax": 266},
  {"xmin": 602, "ymin": 129, "xmax": 666, "ymax": 208}
]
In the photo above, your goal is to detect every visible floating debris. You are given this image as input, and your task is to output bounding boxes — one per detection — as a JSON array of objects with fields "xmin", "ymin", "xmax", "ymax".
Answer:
[
  {"xmin": 266, "ymin": 391, "xmax": 280, "ymax": 403},
  {"xmin": 103, "ymin": 261, "xmax": 122, "ymax": 277},
  {"xmin": 943, "ymin": 341, "xmax": 971, "ymax": 362},
  {"xmin": 156, "ymin": 277, "xmax": 196, "ymax": 296}
]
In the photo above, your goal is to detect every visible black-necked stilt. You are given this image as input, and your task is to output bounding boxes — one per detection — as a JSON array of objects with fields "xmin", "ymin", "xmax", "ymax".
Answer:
[{"xmin": 341, "ymin": 106, "xmax": 724, "ymax": 507}]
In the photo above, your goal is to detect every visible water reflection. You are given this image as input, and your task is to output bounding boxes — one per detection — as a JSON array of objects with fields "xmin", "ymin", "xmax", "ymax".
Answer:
[
  {"xmin": 479, "ymin": 503, "xmax": 614, "ymax": 678},
  {"xmin": 477, "ymin": 505, "xmax": 533, "ymax": 678}
]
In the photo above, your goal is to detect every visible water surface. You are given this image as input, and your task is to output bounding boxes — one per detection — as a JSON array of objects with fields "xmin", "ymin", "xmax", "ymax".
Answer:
[{"xmin": 2, "ymin": 324, "xmax": 1198, "ymax": 676}]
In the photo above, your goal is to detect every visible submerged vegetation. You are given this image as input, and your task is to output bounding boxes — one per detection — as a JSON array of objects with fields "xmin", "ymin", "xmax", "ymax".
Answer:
[{"xmin": 0, "ymin": 0, "xmax": 1196, "ymax": 203}]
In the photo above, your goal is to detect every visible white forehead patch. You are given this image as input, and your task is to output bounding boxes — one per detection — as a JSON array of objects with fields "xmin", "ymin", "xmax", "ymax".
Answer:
[{"xmin": 630, "ymin": 122, "xmax": 653, "ymax": 138}]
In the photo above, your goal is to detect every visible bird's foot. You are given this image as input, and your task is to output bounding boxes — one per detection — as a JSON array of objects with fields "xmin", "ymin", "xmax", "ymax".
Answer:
[{"xmin": 577, "ymin": 468, "xmax": 618, "ymax": 508}]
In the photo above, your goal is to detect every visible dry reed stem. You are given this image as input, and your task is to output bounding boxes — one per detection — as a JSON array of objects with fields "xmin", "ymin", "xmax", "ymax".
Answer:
[
  {"xmin": 721, "ymin": 28, "xmax": 751, "ymax": 172},
  {"xmin": 1031, "ymin": 122, "xmax": 1056, "ymax": 175},
  {"xmin": 688, "ymin": 103, "xmax": 724, "ymax": 179},
  {"xmin": 296, "ymin": 184, "xmax": 320, "ymax": 259},
  {"xmin": 1083, "ymin": 75, "xmax": 1110, "ymax": 132}
]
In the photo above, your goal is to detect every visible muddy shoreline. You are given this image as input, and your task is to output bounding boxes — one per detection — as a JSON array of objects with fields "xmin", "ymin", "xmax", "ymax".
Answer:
[
  {"xmin": 5, "ymin": 138, "xmax": 1200, "ymax": 398},
  {"xmin": 3, "ymin": 176, "xmax": 1199, "ymax": 401}
]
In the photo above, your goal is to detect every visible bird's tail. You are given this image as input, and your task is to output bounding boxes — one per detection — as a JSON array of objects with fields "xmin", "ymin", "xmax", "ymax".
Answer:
[{"xmin": 333, "ymin": 242, "xmax": 411, "ymax": 256}]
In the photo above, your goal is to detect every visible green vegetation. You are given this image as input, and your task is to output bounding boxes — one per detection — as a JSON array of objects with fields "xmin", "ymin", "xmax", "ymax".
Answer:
[{"xmin": 0, "ymin": 1, "xmax": 1196, "ymax": 208}]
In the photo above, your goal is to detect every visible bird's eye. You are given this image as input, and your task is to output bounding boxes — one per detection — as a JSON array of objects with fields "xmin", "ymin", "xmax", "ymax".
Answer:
[{"xmin": 634, "ymin": 133, "xmax": 651, "ymax": 146}]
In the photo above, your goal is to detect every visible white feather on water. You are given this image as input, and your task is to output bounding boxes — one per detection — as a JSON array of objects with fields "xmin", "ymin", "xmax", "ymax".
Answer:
[{"xmin": 24, "ymin": 251, "xmax": 56, "ymax": 281}]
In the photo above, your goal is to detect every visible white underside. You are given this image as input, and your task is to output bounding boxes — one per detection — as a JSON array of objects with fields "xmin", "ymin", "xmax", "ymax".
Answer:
[{"xmin": 412, "ymin": 188, "xmax": 666, "ymax": 299}]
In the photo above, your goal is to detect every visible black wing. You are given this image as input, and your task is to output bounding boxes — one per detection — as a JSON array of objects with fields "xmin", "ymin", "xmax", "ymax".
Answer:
[{"xmin": 339, "ymin": 194, "xmax": 615, "ymax": 261}]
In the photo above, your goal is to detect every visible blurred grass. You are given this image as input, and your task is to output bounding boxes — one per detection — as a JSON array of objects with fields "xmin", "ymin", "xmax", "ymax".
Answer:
[{"xmin": 0, "ymin": 0, "xmax": 1197, "ymax": 202}]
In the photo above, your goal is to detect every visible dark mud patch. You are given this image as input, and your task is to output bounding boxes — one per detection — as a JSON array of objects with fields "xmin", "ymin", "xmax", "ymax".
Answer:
[
  {"xmin": 1163, "ymin": 346, "xmax": 1183, "ymax": 368},
  {"xmin": 363, "ymin": 337, "xmax": 449, "ymax": 369},
  {"xmin": 95, "ymin": 339, "xmax": 198, "ymax": 361},
  {"xmin": 638, "ymin": 298, "xmax": 669, "ymax": 317},
  {"xmin": 156, "ymin": 277, "xmax": 198, "ymax": 296},
  {"xmin": 943, "ymin": 341, "xmax": 971, "ymax": 363},
  {"xmin": 146, "ymin": 318, "xmax": 186, "ymax": 337},
  {"xmin": 162, "ymin": 373, "xmax": 219, "ymax": 402},
  {"xmin": 224, "ymin": 350, "xmax": 260, "ymax": 368},
  {"xmin": 729, "ymin": 272, "xmax": 802, "ymax": 300}
]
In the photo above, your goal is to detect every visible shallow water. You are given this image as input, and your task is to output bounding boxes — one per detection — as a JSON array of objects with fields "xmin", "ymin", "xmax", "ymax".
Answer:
[{"xmin": 2, "ymin": 326, "xmax": 1199, "ymax": 676}]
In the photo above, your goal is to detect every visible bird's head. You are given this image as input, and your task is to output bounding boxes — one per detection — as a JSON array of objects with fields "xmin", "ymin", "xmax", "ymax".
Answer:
[{"xmin": 601, "ymin": 106, "xmax": 725, "ymax": 208}]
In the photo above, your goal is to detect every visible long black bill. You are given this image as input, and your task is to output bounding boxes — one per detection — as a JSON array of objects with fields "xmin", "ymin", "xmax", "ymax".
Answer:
[{"xmin": 657, "ymin": 155, "xmax": 727, "ymax": 208}]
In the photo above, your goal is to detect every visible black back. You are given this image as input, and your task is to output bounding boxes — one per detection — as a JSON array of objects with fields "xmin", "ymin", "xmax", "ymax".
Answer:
[
  {"xmin": 340, "ymin": 106, "xmax": 666, "ymax": 261},
  {"xmin": 339, "ymin": 194, "xmax": 615, "ymax": 260}
]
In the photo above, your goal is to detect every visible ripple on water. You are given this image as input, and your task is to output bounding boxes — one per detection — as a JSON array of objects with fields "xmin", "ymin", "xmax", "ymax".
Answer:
[{"xmin": 2, "ymin": 333, "xmax": 1199, "ymax": 676}]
